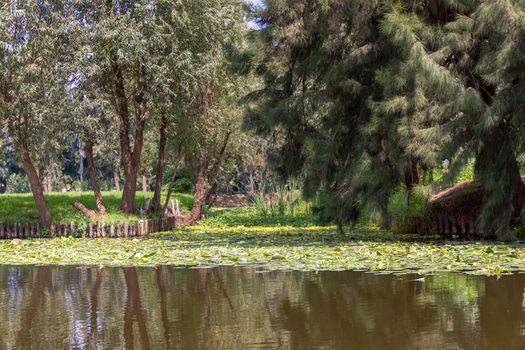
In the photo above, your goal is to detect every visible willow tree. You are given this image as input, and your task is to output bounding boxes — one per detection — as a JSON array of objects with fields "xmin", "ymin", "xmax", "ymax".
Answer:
[
  {"xmin": 70, "ymin": 0, "xmax": 245, "ymax": 216},
  {"xmin": 69, "ymin": 0, "xmax": 178, "ymax": 213},
  {"xmin": 0, "ymin": 1, "xmax": 70, "ymax": 227},
  {"xmin": 69, "ymin": 90, "xmax": 110, "ymax": 217},
  {"xmin": 170, "ymin": 0, "xmax": 246, "ymax": 224}
]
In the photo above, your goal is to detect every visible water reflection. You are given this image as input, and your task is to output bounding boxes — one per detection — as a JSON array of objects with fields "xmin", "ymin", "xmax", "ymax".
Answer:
[{"xmin": 0, "ymin": 266, "xmax": 524, "ymax": 349}]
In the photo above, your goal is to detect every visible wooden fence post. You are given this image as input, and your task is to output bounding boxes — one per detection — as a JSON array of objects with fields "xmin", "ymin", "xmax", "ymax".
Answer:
[
  {"xmin": 450, "ymin": 216, "xmax": 455, "ymax": 237},
  {"xmin": 116, "ymin": 221, "xmax": 121, "ymax": 237},
  {"xmin": 468, "ymin": 219, "xmax": 475, "ymax": 236}
]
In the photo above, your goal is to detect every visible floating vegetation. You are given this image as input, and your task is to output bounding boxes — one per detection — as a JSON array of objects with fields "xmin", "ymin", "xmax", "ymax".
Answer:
[{"xmin": 0, "ymin": 208, "xmax": 524, "ymax": 276}]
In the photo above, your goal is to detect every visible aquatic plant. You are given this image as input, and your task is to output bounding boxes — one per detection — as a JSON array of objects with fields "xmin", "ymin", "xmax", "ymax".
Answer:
[{"xmin": 0, "ymin": 208, "xmax": 523, "ymax": 276}]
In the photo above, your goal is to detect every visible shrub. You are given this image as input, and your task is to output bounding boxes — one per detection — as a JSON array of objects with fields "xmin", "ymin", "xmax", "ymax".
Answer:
[
  {"xmin": 6, "ymin": 173, "xmax": 30, "ymax": 193},
  {"xmin": 173, "ymin": 178, "xmax": 193, "ymax": 193},
  {"xmin": 38, "ymin": 228, "xmax": 51, "ymax": 238},
  {"xmin": 388, "ymin": 186, "xmax": 429, "ymax": 218},
  {"xmin": 252, "ymin": 179, "xmax": 310, "ymax": 217}
]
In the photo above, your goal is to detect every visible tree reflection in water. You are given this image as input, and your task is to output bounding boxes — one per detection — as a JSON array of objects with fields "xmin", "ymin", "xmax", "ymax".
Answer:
[{"xmin": 0, "ymin": 266, "xmax": 524, "ymax": 349}]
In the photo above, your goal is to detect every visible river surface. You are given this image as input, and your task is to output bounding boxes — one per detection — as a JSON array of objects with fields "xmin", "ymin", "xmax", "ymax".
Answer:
[{"xmin": 0, "ymin": 266, "xmax": 525, "ymax": 349}]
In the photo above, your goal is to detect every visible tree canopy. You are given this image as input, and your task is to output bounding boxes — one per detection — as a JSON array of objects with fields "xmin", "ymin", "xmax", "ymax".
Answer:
[
  {"xmin": 3, "ymin": 0, "xmax": 525, "ymax": 240},
  {"xmin": 246, "ymin": 0, "xmax": 525, "ymax": 240}
]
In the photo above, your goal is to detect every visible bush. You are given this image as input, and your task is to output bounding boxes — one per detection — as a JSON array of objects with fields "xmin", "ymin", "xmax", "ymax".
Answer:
[
  {"xmin": 6, "ymin": 173, "xmax": 30, "ymax": 193},
  {"xmin": 432, "ymin": 160, "xmax": 475, "ymax": 184},
  {"xmin": 252, "ymin": 179, "xmax": 310, "ymax": 217},
  {"xmin": 388, "ymin": 186, "xmax": 429, "ymax": 218},
  {"xmin": 173, "ymin": 178, "xmax": 193, "ymax": 193}
]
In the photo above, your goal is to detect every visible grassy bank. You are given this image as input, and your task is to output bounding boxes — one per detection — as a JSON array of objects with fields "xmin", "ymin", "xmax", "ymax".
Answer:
[
  {"xmin": 0, "ymin": 191, "xmax": 194, "ymax": 223},
  {"xmin": 0, "ymin": 207, "xmax": 524, "ymax": 276}
]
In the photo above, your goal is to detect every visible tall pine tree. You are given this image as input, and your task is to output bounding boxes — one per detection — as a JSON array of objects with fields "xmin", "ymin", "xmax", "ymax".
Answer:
[{"xmin": 248, "ymin": 0, "xmax": 525, "ymax": 240}]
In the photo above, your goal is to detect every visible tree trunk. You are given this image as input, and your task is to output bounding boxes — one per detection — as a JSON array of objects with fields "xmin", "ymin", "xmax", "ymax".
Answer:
[
  {"xmin": 113, "ymin": 168, "xmax": 121, "ymax": 191},
  {"xmin": 185, "ymin": 147, "xmax": 207, "ymax": 225},
  {"xmin": 475, "ymin": 128, "xmax": 524, "ymax": 241},
  {"xmin": 248, "ymin": 171, "xmax": 255, "ymax": 194},
  {"xmin": 80, "ymin": 143, "xmax": 84, "ymax": 191},
  {"xmin": 113, "ymin": 61, "xmax": 146, "ymax": 214},
  {"xmin": 428, "ymin": 0, "xmax": 448, "ymax": 25},
  {"xmin": 85, "ymin": 140, "xmax": 107, "ymax": 215},
  {"xmin": 152, "ymin": 115, "xmax": 168, "ymax": 212},
  {"xmin": 16, "ymin": 141, "xmax": 52, "ymax": 228},
  {"xmin": 142, "ymin": 175, "xmax": 148, "ymax": 192},
  {"xmin": 162, "ymin": 169, "xmax": 178, "ymax": 215},
  {"xmin": 44, "ymin": 160, "xmax": 53, "ymax": 192},
  {"xmin": 183, "ymin": 81, "xmax": 212, "ymax": 225},
  {"xmin": 162, "ymin": 145, "xmax": 183, "ymax": 215},
  {"xmin": 121, "ymin": 164, "xmax": 139, "ymax": 214},
  {"xmin": 205, "ymin": 130, "xmax": 232, "ymax": 208}
]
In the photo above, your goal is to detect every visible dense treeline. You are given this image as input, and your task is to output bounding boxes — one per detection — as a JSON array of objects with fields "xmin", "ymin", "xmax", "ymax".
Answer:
[{"xmin": 245, "ymin": 0, "xmax": 525, "ymax": 240}]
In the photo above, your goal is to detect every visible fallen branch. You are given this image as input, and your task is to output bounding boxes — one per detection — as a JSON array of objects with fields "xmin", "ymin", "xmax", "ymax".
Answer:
[{"xmin": 72, "ymin": 200, "xmax": 98, "ymax": 219}]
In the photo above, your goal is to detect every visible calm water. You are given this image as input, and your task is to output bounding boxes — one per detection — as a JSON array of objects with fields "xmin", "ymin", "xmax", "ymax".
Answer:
[{"xmin": 0, "ymin": 266, "xmax": 525, "ymax": 349}]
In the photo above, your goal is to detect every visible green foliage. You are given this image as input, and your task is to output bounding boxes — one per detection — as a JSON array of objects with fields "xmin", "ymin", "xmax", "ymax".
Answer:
[
  {"xmin": 203, "ymin": 207, "xmax": 315, "ymax": 227},
  {"xmin": 38, "ymin": 229, "xmax": 51, "ymax": 239},
  {"xmin": 72, "ymin": 221, "xmax": 88, "ymax": 238},
  {"xmin": 5, "ymin": 173, "xmax": 30, "ymax": 194},
  {"xmin": 1, "ymin": 0, "xmax": 247, "ymax": 225},
  {"xmin": 246, "ymin": 0, "xmax": 525, "ymax": 240},
  {"xmin": 245, "ymin": 0, "xmax": 390, "ymax": 227},
  {"xmin": 252, "ymin": 179, "xmax": 310, "ymax": 217},
  {"xmin": 173, "ymin": 178, "xmax": 193, "ymax": 193},
  {"xmin": 4, "ymin": 0, "xmax": 525, "ymax": 242},
  {"xmin": 357, "ymin": 186, "xmax": 429, "ymax": 227},
  {"xmin": 57, "ymin": 236, "xmax": 76, "ymax": 245},
  {"xmin": 388, "ymin": 188, "xmax": 428, "ymax": 218},
  {"xmin": 431, "ymin": 161, "xmax": 475, "ymax": 185}
]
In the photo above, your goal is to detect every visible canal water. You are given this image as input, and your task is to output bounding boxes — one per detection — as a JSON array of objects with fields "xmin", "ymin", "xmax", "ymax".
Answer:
[{"xmin": 0, "ymin": 265, "xmax": 524, "ymax": 349}]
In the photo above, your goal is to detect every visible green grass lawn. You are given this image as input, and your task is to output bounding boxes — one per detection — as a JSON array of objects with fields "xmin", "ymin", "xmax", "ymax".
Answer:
[
  {"xmin": 0, "ymin": 191, "xmax": 194, "ymax": 223},
  {"xmin": 0, "ymin": 206, "xmax": 523, "ymax": 276}
]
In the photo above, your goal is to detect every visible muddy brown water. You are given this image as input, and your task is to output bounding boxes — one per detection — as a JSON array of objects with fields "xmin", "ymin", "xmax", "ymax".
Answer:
[{"xmin": 0, "ymin": 266, "xmax": 524, "ymax": 349}]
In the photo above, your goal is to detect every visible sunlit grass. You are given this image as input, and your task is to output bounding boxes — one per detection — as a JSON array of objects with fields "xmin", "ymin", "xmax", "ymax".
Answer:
[{"xmin": 0, "ymin": 191, "xmax": 194, "ymax": 223}]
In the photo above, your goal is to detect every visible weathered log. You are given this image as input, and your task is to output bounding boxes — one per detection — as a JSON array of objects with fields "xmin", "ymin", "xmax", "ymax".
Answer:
[{"xmin": 72, "ymin": 200, "xmax": 98, "ymax": 219}]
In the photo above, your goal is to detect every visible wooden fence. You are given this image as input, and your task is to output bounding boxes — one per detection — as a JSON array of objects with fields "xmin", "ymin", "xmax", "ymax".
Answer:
[
  {"xmin": 0, "ymin": 216, "xmax": 179, "ymax": 240},
  {"xmin": 392, "ymin": 214, "xmax": 479, "ymax": 239}
]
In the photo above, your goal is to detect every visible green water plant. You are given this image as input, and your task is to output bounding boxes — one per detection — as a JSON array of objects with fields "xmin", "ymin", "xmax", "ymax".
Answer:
[{"xmin": 0, "ymin": 207, "xmax": 523, "ymax": 276}]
